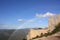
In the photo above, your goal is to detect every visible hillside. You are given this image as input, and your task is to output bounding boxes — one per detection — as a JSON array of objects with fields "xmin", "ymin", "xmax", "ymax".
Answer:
[{"xmin": 0, "ymin": 29, "xmax": 15, "ymax": 40}]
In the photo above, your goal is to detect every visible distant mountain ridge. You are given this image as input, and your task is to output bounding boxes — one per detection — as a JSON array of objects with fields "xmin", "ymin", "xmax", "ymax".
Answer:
[{"xmin": 0, "ymin": 28, "xmax": 42, "ymax": 40}]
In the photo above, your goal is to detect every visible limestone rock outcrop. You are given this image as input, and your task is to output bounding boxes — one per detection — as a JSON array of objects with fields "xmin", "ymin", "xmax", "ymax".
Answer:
[
  {"xmin": 26, "ymin": 14, "xmax": 60, "ymax": 40},
  {"xmin": 48, "ymin": 14, "xmax": 60, "ymax": 32}
]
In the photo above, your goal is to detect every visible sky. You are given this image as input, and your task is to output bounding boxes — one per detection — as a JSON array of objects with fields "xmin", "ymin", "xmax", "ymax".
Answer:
[{"xmin": 0, "ymin": 0, "xmax": 60, "ymax": 29}]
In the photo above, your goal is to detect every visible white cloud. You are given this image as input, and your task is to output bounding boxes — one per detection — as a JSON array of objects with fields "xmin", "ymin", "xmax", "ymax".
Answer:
[
  {"xmin": 18, "ymin": 19, "xmax": 23, "ymax": 22},
  {"xmin": 36, "ymin": 12, "xmax": 56, "ymax": 18},
  {"xmin": 43, "ymin": 12, "xmax": 56, "ymax": 17},
  {"xmin": 18, "ymin": 12, "xmax": 55, "ymax": 23},
  {"xmin": 36, "ymin": 13, "xmax": 42, "ymax": 18},
  {"xmin": 27, "ymin": 19, "xmax": 34, "ymax": 23},
  {"xmin": 18, "ymin": 18, "xmax": 35, "ymax": 23}
]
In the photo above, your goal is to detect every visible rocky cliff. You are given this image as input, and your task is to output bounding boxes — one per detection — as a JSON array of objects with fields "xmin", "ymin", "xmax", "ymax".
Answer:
[
  {"xmin": 26, "ymin": 14, "xmax": 60, "ymax": 40},
  {"xmin": 48, "ymin": 14, "xmax": 60, "ymax": 32}
]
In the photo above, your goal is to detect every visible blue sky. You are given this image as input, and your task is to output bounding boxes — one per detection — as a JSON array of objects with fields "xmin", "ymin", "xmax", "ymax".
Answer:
[{"xmin": 0, "ymin": 0, "xmax": 60, "ymax": 29}]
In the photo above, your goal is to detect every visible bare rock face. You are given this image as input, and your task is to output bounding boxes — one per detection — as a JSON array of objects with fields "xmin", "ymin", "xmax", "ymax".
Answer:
[
  {"xmin": 48, "ymin": 14, "xmax": 60, "ymax": 32},
  {"xmin": 26, "ymin": 29, "xmax": 48, "ymax": 40}
]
